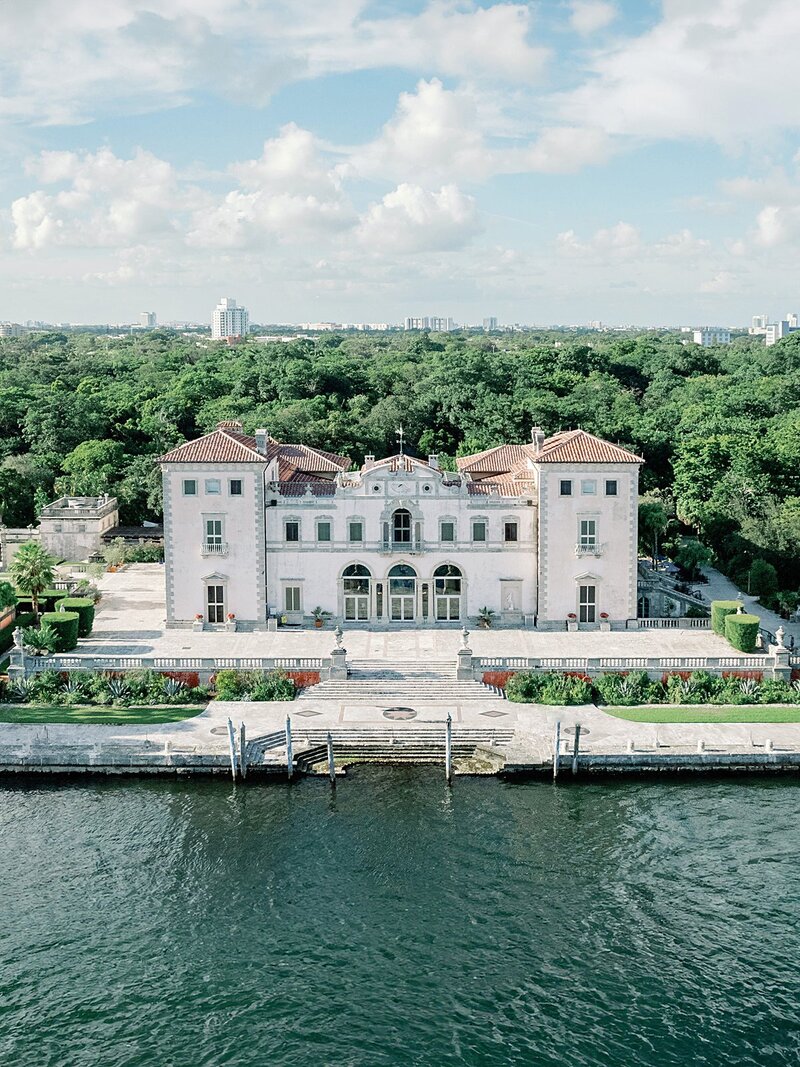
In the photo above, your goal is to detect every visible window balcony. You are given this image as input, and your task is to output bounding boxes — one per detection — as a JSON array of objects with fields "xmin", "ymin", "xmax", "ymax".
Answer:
[
  {"xmin": 575, "ymin": 542, "xmax": 603, "ymax": 557},
  {"xmin": 381, "ymin": 539, "xmax": 423, "ymax": 554},
  {"xmin": 201, "ymin": 542, "xmax": 229, "ymax": 557}
]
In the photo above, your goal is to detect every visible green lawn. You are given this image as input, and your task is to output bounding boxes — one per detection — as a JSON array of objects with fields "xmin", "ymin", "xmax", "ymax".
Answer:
[
  {"xmin": 603, "ymin": 705, "xmax": 800, "ymax": 724},
  {"xmin": 0, "ymin": 704, "xmax": 206, "ymax": 725}
]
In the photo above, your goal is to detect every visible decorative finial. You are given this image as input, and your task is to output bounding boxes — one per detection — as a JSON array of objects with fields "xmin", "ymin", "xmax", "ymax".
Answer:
[
  {"xmin": 396, "ymin": 425, "xmax": 405, "ymax": 455},
  {"xmin": 776, "ymin": 625, "xmax": 786, "ymax": 650}
]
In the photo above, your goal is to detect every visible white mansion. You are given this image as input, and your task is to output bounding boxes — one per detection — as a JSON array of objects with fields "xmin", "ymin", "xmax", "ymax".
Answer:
[{"xmin": 160, "ymin": 422, "xmax": 642, "ymax": 630}]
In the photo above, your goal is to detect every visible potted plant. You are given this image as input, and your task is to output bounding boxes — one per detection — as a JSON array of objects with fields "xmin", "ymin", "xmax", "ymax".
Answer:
[
  {"xmin": 599, "ymin": 611, "xmax": 611, "ymax": 632},
  {"xmin": 225, "ymin": 612, "xmax": 237, "ymax": 633},
  {"xmin": 567, "ymin": 612, "xmax": 578, "ymax": 632},
  {"xmin": 311, "ymin": 606, "xmax": 332, "ymax": 628},
  {"xmin": 478, "ymin": 606, "xmax": 496, "ymax": 629},
  {"xmin": 192, "ymin": 612, "xmax": 204, "ymax": 632}
]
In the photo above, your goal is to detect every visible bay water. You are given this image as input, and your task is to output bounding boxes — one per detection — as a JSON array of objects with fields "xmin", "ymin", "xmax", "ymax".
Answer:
[{"xmin": 1, "ymin": 770, "xmax": 798, "ymax": 1066}]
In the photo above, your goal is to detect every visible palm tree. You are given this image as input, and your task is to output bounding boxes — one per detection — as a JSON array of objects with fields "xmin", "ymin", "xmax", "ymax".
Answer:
[{"xmin": 10, "ymin": 540, "xmax": 55, "ymax": 623}]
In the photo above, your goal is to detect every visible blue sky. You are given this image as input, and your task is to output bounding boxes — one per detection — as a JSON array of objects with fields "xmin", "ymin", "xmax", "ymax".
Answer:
[{"xmin": 1, "ymin": 0, "xmax": 799, "ymax": 326}]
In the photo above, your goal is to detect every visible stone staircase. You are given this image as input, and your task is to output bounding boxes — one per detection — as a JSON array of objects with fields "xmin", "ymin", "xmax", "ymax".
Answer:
[
  {"xmin": 297, "ymin": 657, "xmax": 503, "ymax": 704},
  {"xmin": 291, "ymin": 725, "xmax": 515, "ymax": 771}
]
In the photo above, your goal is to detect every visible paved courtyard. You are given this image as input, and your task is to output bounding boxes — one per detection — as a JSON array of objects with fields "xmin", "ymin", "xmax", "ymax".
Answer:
[{"xmin": 82, "ymin": 564, "xmax": 738, "ymax": 659}]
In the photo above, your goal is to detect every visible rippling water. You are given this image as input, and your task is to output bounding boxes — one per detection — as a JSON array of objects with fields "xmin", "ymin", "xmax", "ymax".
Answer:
[{"xmin": 1, "ymin": 770, "xmax": 798, "ymax": 1066}]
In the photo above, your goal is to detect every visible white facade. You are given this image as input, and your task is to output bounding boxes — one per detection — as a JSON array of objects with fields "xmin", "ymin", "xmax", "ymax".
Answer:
[
  {"xmin": 765, "ymin": 319, "xmax": 800, "ymax": 346},
  {"xmin": 212, "ymin": 297, "xmax": 249, "ymax": 340},
  {"xmin": 693, "ymin": 327, "xmax": 731, "ymax": 346},
  {"xmin": 404, "ymin": 316, "xmax": 455, "ymax": 331},
  {"xmin": 160, "ymin": 424, "xmax": 642, "ymax": 630}
]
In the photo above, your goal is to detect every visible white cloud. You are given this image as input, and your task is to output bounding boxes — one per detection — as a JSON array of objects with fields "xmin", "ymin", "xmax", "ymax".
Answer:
[
  {"xmin": 558, "ymin": 0, "xmax": 800, "ymax": 144},
  {"xmin": 568, "ymin": 1, "xmax": 617, "ymax": 35},
  {"xmin": 357, "ymin": 183, "xmax": 480, "ymax": 253},
  {"xmin": 556, "ymin": 221, "xmax": 641, "ymax": 257},
  {"xmin": 0, "ymin": 1, "xmax": 548, "ymax": 127},
  {"xmin": 699, "ymin": 270, "xmax": 739, "ymax": 294}
]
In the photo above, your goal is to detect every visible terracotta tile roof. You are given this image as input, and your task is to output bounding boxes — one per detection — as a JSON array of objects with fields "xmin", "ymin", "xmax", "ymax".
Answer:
[
  {"xmin": 457, "ymin": 443, "xmax": 536, "ymax": 475},
  {"xmin": 159, "ymin": 428, "xmax": 263, "ymax": 464},
  {"xmin": 275, "ymin": 480, "xmax": 337, "ymax": 497},
  {"xmin": 536, "ymin": 429, "xmax": 642, "ymax": 464},
  {"xmin": 159, "ymin": 423, "xmax": 351, "ymax": 474}
]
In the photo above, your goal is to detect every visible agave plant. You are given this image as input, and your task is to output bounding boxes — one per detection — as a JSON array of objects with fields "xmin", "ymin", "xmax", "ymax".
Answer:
[
  {"xmin": 162, "ymin": 676, "xmax": 187, "ymax": 701},
  {"xmin": 21, "ymin": 623, "xmax": 59, "ymax": 656},
  {"xmin": 7, "ymin": 678, "xmax": 34, "ymax": 703},
  {"xmin": 106, "ymin": 677, "xmax": 131, "ymax": 703},
  {"xmin": 738, "ymin": 678, "xmax": 760, "ymax": 700}
]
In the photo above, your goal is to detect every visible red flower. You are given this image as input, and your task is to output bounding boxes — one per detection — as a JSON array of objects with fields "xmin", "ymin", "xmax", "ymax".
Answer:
[
  {"xmin": 600, "ymin": 612, "xmax": 609, "ymax": 619},
  {"xmin": 567, "ymin": 613, "xmax": 577, "ymax": 619}
]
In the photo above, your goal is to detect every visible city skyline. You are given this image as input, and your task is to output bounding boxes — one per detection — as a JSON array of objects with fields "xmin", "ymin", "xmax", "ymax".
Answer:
[{"xmin": 1, "ymin": 1, "xmax": 800, "ymax": 324}]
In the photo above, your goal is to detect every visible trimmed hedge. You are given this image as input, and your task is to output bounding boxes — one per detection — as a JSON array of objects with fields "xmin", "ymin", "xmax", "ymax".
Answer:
[
  {"xmin": 712, "ymin": 600, "xmax": 741, "ymax": 635},
  {"xmin": 54, "ymin": 597, "xmax": 95, "ymax": 637},
  {"xmin": 16, "ymin": 589, "xmax": 68, "ymax": 614},
  {"xmin": 39, "ymin": 611, "xmax": 80, "ymax": 652},
  {"xmin": 725, "ymin": 612, "xmax": 761, "ymax": 653}
]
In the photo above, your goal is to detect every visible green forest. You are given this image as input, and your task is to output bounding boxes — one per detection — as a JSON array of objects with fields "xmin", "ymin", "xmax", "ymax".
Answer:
[{"xmin": 1, "ymin": 327, "xmax": 799, "ymax": 596}]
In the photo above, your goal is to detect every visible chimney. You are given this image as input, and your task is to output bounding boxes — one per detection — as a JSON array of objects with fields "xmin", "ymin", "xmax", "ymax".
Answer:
[
  {"xmin": 363, "ymin": 454, "xmax": 375, "ymax": 468},
  {"xmin": 254, "ymin": 429, "xmax": 269, "ymax": 455},
  {"xmin": 428, "ymin": 454, "xmax": 439, "ymax": 469},
  {"xmin": 531, "ymin": 426, "xmax": 545, "ymax": 452}
]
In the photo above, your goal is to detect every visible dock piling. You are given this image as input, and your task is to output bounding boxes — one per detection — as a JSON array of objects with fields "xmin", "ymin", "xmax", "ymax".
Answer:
[
  {"xmin": 445, "ymin": 713, "xmax": 452, "ymax": 785},
  {"xmin": 286, "ymin": 715, "xmax": 294, "ymax": 779},
  {"xmin": 240, "ymin": 722, "xmax": 247, "ymax": 779},
  {"xmin": 571, "ymin": 723, "xmax": 581, "ymax": 776},
  {"xmin": 327, "ymin": 731, "xmax": 336, "ymax": 786},
  {"xmin": 226, "ymin": 718, "xmax": 238, "ymax": 781},
  {"xmin": 553, "ymin": 720, "xmax": 561, "ymax": 780}
]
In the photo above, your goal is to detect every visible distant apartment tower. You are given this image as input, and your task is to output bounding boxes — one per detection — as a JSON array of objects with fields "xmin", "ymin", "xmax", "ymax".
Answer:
[
  {"xmin": 483, "ymin": 317, "xmax": 498, "ymax": 331},
  {"xmin": 212, "ymin": 297, "xmax": 249, "ymax": 340},
  {"xmin": 750, "ymin": 314, "xmax": 769, "ymax": 335},
  {"xmin": 0, "ymin": 323, "xmax": 24, "ymax": 338},
  {"xmin": 404, "ymin": 316, "xmax": 455, "ymax": 331},
  {"xmin": 692, "ymin": 327, "xmax": 730, "ymax": 347},
  {"xmin": 140, "ymin": 311, "xmax": 157, "ymax": 328},
  {"xmin": 766, "ymin": 317, "xmax": 800, "ymax": 346}
]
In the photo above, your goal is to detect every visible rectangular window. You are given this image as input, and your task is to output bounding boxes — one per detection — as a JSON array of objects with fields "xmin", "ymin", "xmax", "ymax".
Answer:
[
  {"xmin": 205, "ymin": 478, "xmax": 221, "ymax": 495},
  {"xmin": 472, "ymin": 520, "xmax": 487, "ymax": 542},
  {"xmin": 440, "ymin": 521, "xmax": 455, "ymax": 542},
  {"xmin": 284, "ymin": 586, "xmax": 301, "ymax": 612},
  {"xmin": 504, "ymin": 521, "xmax": 518, "ymax": 542},
  {"xmin": 605, "ymin": 479, "xmax": 618, "ymax": 496},
  {"xmin": 579, "ymin": 519, "xmax": 597, "ymax": 547},
  {"xmin": 205, "ymin": 519, "xmax": 223, "ymax": 547},
  {"xmin": 285, "ymin": 520, "xmax": 299, "ymax": 542},
  {"xmin": 581, "ymin": 479, "xmax": 597, "ymax": 495},
  {"xmin": 560, "ymin": 480, "xmax": 572, "ymax": 496},
  {"xmin": 579, "ymin": 584, "xmax": 596, "ymax": 624},
  {"xmin": 183, "ymin": 479, "xmax": 197, "ymax": 496},
  {"xmin": 317, "ymin": 521, "xmax": 331, "ymax": 542},
  {"xmin": 229, "ymin": 479, "xmax": 243, "ymax": 496},
  {"xmin": 348, "ymin": 520, "xmax": 363, "ymax": 542},
  {"xmin": 207, "ymin": 584, "xmax": 224, "ymax": 623}
]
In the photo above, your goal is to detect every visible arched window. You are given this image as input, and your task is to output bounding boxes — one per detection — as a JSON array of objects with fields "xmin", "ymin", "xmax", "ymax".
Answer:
[
  {"xmin": 392, "ymin": 508, "xmax": 412, "ymax": 543},
  {"xmin": 342, "ymin": 564, "xmax": 371, "ymax": 621},
  {"xmin": 433, "ymin": 563, "xmax": 462, "ymax": 621},
  {"xmin": 388, "ymin": 563, "xmax": 416, "ymax": 621}
]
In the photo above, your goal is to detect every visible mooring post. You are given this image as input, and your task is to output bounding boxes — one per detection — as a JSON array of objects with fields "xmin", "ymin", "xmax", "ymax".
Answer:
[
  {"xmin": 240, "ymin": 721, "xmax": 247, "ymax": 780},
  {"xmin": 227, "ymin": 718, "xmax": 238, "ymax": 781},
  {"xmin": 327, "ymin": 731, "xmax": 336, "ymax": 786},
  {"xmin": 445, "ymin": 713, "xmax": 453, "ymax": 786},
  {"xmin": 553, "ymin": 720, "xmax": 561, "ymax": 780},
  {"xmin": 571, "ymin": 723, "xmax": 581, "ymax": 776},
  {"xmin": 286, "ymin": 715, "xmax": 294, "ymax": 780}
]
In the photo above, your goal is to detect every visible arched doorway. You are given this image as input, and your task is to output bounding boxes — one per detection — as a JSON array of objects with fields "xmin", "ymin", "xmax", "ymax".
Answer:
[
  {"xmin": 342, "ymin": 564, "xmax": 371, "ymax": 622},
  {"xmin": 434, "ymin": 564, "xmax": 462, "ymax": 621},
  {"xmin": 388, "ymin": 563, "xmax": 416, "ymax": 621}
]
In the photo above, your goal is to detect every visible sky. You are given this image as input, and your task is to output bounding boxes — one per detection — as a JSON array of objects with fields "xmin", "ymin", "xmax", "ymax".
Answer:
[{"xmin": 2, "ymin": 0, "xmax": 800, "ymax": 327}]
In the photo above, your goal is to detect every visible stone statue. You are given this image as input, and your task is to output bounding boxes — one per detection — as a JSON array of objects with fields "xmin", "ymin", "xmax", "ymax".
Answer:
[
  {"xmin": 505, "ymin": 592, "xmax": 515, "ymax": 611},
  {"xmin": 461, "ymin": 625, "xmax": 470, "ymax": 649},
  {"xmin": 12, "ymin": 627, "xmax": 23, "ymax": 651},
  {"xmin": 334, "ymin": 624, "xmax": 343, "ymax": 650}
]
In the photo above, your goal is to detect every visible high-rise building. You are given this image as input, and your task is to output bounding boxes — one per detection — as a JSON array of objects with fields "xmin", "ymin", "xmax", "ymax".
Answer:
[
  {"xmin": 140, "ymin": 311, "xmax": 157, "ymax": 328},
  {"xmin": 766, "ymin": 319, "xmax": 800, "ymax": 346},
  {"xmin": 483, "ymin": 317, "xmax": 498, "ymax": 331},
  {"xmin": 404, "ymin": 316, "xmax": 455, "ymax": 331},
  {"xmin": 212, "ymin": 297, "xmax": 249, "ymax": 340},
  {"xmin": 692, "ymin": 327, "xmax": 730, "ymax": 347}
]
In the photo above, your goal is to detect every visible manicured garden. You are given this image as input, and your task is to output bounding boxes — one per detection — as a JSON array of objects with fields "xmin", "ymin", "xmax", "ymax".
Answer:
[
  {"xmin": 0, "ymin": 704, "xmax": 206, "ymax": 725},
  {"xmin": 501, "ymin": 669, "xmax": 800, "ymax": 707}
]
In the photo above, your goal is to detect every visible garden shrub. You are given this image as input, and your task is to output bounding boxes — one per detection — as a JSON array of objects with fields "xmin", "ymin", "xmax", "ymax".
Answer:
[
  {"xmin": 285, "ymin": 669, "xmax": 321, "ymax": 689},
  {"xmin": 593, "ymin": 671, "xmax": 651, "ymax": 705},
  {"xmin": 481, "ymin": 670, "xmax": 515, "ymax": 690},
  {"xmin": 21, "ymin": 622, "xmax": 59, "ymax": 655},
  {"xmin": 54, "ymin": 597, "xmax": 95, "ymax": 637},
  {"xmin": 724, "ymin": 612, "xmax": 761, "ymax": 653},
  {"xmin": 540, "ymin": 673, "xmax": 594, "ymax": 705},
  {"xmin": 712, "ymin": 600, "xmax": 741, "ymax": 635},
  {"xmin": 212, "ymin": 669, "xmax": 295, "ymax": 701},
  {"xmin": 213, "ymin": 669, "xmax": 244, "ymax": 700},
  {"xmin": 505, "ymin": 671, "xmax": 546, "ymax": 703},
  {"xmin": 40, "ymin": 611, "xmax": 79, "ymax": 652}
]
